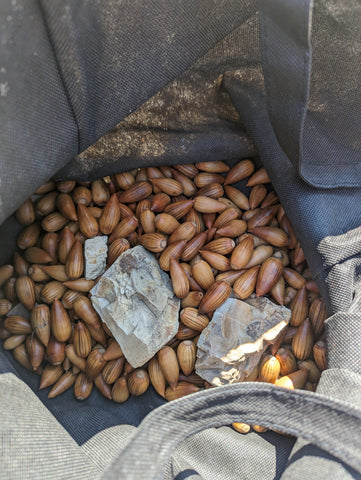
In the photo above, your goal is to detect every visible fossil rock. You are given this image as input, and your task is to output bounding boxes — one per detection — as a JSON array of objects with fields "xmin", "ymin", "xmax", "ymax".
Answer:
[
  {"xmin": 90, "ymin": 245, "xmax": 180, "ymax": 367},
  {"xmin": 195, "ymin": 295, "xmax": 290, "ymax": 386},
  {"xmin": 84, "ymin": 236, "xmax": 108, "ymax": 280}
]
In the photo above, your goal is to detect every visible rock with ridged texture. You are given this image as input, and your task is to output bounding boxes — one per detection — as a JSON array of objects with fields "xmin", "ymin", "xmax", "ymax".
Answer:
[
  {"xmin": 195, "ymin": 295, "xmax": 290, "ymax": 386},
  {"xmin": 84, "ymin": 236, "xmax": 108, "ymax": 280},
  {"xmin": 90, "ymin": 246, "xmax": 180, "ymax": 367}
]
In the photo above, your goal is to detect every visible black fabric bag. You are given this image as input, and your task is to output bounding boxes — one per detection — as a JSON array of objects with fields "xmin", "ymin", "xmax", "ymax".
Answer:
[{"xmin": 1, "ymin": 1, "xmax": 361, "ymax": 479}]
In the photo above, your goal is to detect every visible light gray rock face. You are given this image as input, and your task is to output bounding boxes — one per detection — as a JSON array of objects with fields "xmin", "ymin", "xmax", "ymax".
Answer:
[
  {"xmin": 195, "ymin": 295, "xmax": 291, "ymax": 386},
  {"xmin": 90, "ymin": 245, "xmax": 180, "ymax": 367},
  {"xmin": 84, "ymin": 236, "xmax": 108, "ymax": 280}
]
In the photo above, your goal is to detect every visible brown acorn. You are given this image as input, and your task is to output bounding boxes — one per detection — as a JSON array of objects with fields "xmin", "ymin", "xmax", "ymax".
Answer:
[
  {"xmin": 154, "ymin": 213, "xmax": 180, "ymax": 234},
  {"xmin": 0, "ymin": 299, "xmax": 12, "ymax": 316},
  {"xmin": 245, "ymin": 245, "xmax": 273, "ymax": 268},
  {"xmin": 270, "ymin": 276, "xmax": 285, "ymax": 305},
  {"xmin": 148, "ymin": 357, "xmax": 166, "ymax": 398},
  {"xmin": 12, "ymin": 344, "xmax": 32, "ymax": 370},
  {"xmin": 233, "ymin": 266, "xmax": 260, "ymax": 300},
  {"xmin": 74, "ymin": 372, "xmax": 93, "ymax": 400},
  {"xmin": 298, "ymin": 360, "xmax": 321, "ymax": 383},
  {"xmin": 56, "ymin": 193, "xmax": 78, "ymax": 221},
  {"xmin": 61, "ymin": 290, "xmax": 83, "ymax": 309},
  {"xmin": 249, "ymin": 184, "xmax": 267, "ymax": 209},
  {"xmin": 294, "ymin": 244, "xmax": 306, "ymax": 266},
  {"xmin": 191, "ymin": 260, "xmax": 214, "ymax": 291},
  {"xmin": 259, "ymin": 355, "xmax": 280, "ymax": 383},
  {"xmin": 283, "ymin": 268, "xmax": 306, "ymax": 290},
  {"xmin": 108, "ymin": 215, "xmax": 138, "ymax": 243},
  {"xmin": 170, "ymin": 169, "xmax": 198, "ymax": 197},
  {"xmin": 48, "ymin": 371, "xmax": 75, "ymax": 398},
  {"xmin": 35, "ymin": 179, "xmax": 56, "ymax": 195},
  {"xmin": 73, "ymin": 296, "xmax": 101, "ymax": 330},
  {"xmin": 102, "ymin": 357, "xmax": 125, "ymax": 384},
  {"xmin": 275, "ymin": 369, "xmax": 308, "ymax": 390},
  {"xmin": 27, "ymin": 265, "xmax": 50, "ymax": 282},
  {"xmin": 150, "ymin": 177, "xmax": 183, "ymax": 196},
  {"xmin": 24, "ymin": 247, "xmax": 52, "ymax": 264},
  {"xmin": 17, "ymin": 223, "xmax": 41, "ymax": 250},
  {"xmin": 40, "ymin": 364, "xmax": 64, "ymax": 389},
  {"xmin": 158, "ymin": 346, "xmax": 179, "ymax": 390},
  {"xmin": 247, "ymin": 206, "xmax": 277, "ymax": 230},
  {"xmin": 163, "ymin": 199, "xmax": 195, "ymax": 219},
  {"xmin": 249, "ymin": 227, "xmax": 288, "ymax": 248},
  {"xmin": 103, "ymin": 339, "xmax": 123, "ymax": 361},
  {"xmin": 178, "ymin": 373, "xmax": 204, "ymax": 387},
  {"xmin": 150, "ymin": 192, "xmax": 171, "ymax": 212},
  {"xmin": 181, "ymin": 291, "xmax": 204, "ymax": 308},
  {"xmin": 176, "ymin": 323, "xmax": 199, "ymax": 340},
  {"xmin": 117, "ymin": 181, "xmax": 152, "ymax": 203},
  {"xmin": 16, "ymin": 198, "xmax": 35, "ymax": 225},
  {"xmin": 56, "ymin": 180, "xmax": 76, "ymax": 193},
  {"xmin": 199, "ymin": 250, "xmax": 230, "ymax": 271},
  {"xmin": 62, "ymin": 279, "xmax": 94, "ymax": 293},
  {"xmin": 77, "ymin": 204, "xmax": 99, "ymax": 238},
  {"xmin": 0, "ymin": 325, "xmax": 11, "ymax": 340},
  {"xmin": 195, "ymin": 183, "xmax": 224, "ymax": 199},
  {"xmin": 41, "ymin": 265, "xmax": 68, "ymax": 282},
  {"xmin": 41, "ymin": 233, "xmax": 58, "ymax": 264},
  {"xmin": 231, "ymin": 236, "xmax": 254, "ymax": 270},
  {"xmin": 58, "ymin": 227, "xmax": 75, "ymax": 264},
  {"xmin": 65, "ymin": 344, "xmax": 87, "ymax": 371},
  {"xmin": 196, "ymin": 161, "xmax": 229, "ymax": 173},
  {"xmin": 193, "ymin": 196, "xmax": 227, "ymax": 213},
  {"xmin": 283, "ymin": 326, "xmax": 298, "ymax": 344},
  {"xmin": 275, "ymin": 348, "xmax": 298, "ymax": 376},
  {"xmin": 165, "ymin": 382, "xmax": 199, "ymax": 401},
  {"xmin": 223, "ymin": 186, "xmax": 250, "ymax": 210},
  {"xmin": 72, "ymin": 186, "xmax": 92, "ymax": 206},
  {"xmin": 256, "ymin": 257, "xmax": 283, "ymax": 297},
  {"xmin": 14, "ymin": 276, "xmax": 35, "ymax": 310},
  {"xmin": 246, "ymin": 167, "xmax": 270, "ymax": 186},
  {"xmin": 280, "ymin": 215, "xmax": 297, "ymax": 250},
  {"xmin": 112, "ymin": 377, "xmax": 130, "ymax": 403},
  {"xmin": 65, "ymin": 240, "xmax": 84, "ymax": 280},
  {"xmin": 3, "ymin": 334, "xmax": 26, "ymax": 350},
  {"xmin": 99, "ymin": 194, "xmax": 121, "ymax": 234},
  {"xmin": 194, "ymin": 172, "xmax": 225, "ymax": 188},
  {"xmin": 139, "ymin": 209, "xmax": 155, "ymax": 233},
  {"xmin": 180, "ymin": 308, "xmax": 209, "ymax": 331},
  {"xmin": 232, "ymin": 423, "xmax": 251, "ymax": 434},
  {"xmin": 73, "ymin": 321, "xmax": 92, "ymax": 358},
  {"xmin": 138, "ymin": 233, "xmax": 167, "ymax": 253},
  {"xmin": 158, "ymin": 240, "xmax": 186, "ymax": 271},
  {"xmin": 36, "ymin": 191, "xmax": 58, "ymax": 216},
  {"xmin": 181, "ymin": 232, "xmax": 208, "ymax": 262},
  {"xmin": 284, "ymin": 287, "xmax": 298, "ymax": 306},
  {"xmin": 46, "ymin": 337, "xmax": 66, "ymax": 365},
  {"xmin": 292, "ymin": 318, "xmax": 313, "ymax": 360},
  {"xmin": 4, "ymin": 277, "xmax": 17, "ymax": 303},
  {"xmin": 309, "ymin": 298, "xmax": 327, "ymax": 338},
  {"xmin": 198, "ymin": 280, "xmax": 232, "ymax": 314},
  {"xmin": 91, "ymin": 179, "xmax": 110, "ymax": 206},
  {"xmin": 174, "ymin": 163, "xmax": 199, "ymax": 178},
  {"xmin": 128, "ymin": 369, "xmax": 150, "ymax": 396},
  {"xmin": 215, "ymin": 270, "xmax": 244, "ymax": 286},
  {"xmin": 203, "ymin": 238, "xmax": 235, "ymax": 256},
  {"xmin": 185, "ymin": 209, "xmax": 205, "ymax": 234},
  {"xmin": 252, "ymin": 425, "xmax": 268, "ymax": 433},
  {"xmin": 25, "ymin": 335, "xmax": 44, "ymax": 370},
  {"xmin": 107, "ymin": 238, "xmax": 131, "ymax": 265},
  {"xmin": 0, "ymin": 265, "xmax": 14, "ymax": 287},
  {"xmin": 114, "ymin": 171, "xmax": 135, "ymax": 190},
  {"xmin": 169, "ymin": 258, "xmax": 189, "ymax": 299},
  {"xmin": 168, "ymin": 222, "xmax": 196, "ymax": 244},
  {"xmin": 94, "ymin": 374, "xmax": 112, "ymax": 399},
  {"xmin": 177, "ymin": 340, "xmax": 196, "ymax": 376},
  {"xmin": 223, "ymin": 159, "xmax": 255, "ymax": 185},
  {"xmin": 42, "ymin": 212, "xmax": 68, "ymax": 232},
  {"xmin": 261, "ymin": 191, "xmax": 279, "ymax": 208},
  {"xmin": 290, "ymin": 286, "xmax": 309, "ymax": 327},
  {"xmin": 313, "ymin": 340, "xmax": 327, "ymax": 371},
  {"xmin": 31, "ymin": 305, "xmax": 50, "ymax": 347},
  {"xmin": 85, "ymin": 348, "xmax": 106, "ymax": 381}
]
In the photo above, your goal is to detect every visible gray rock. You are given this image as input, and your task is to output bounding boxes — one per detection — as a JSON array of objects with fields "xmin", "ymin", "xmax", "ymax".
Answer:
[
  {"xmin": 195, "ymin": 295, "xmax": 291, "ymax": 386},
  {"xmin": 84, "ymin": 236, "xmax": 108, "ymax": 280},
  {"xmin": 7, "ymin": 302, "xmax": 30, "ymax": 319},
  {"xmin": 90, "ymin": 245, "xmax": 180, "ymax": 367}
]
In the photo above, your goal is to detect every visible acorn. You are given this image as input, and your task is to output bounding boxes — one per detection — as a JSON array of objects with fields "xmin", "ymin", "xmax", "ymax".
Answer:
[
  {"xmin": 99, "ymin": 194, "xmax": 121, "ymax": 234},
  {"xmin": 297, "ymin": 360, "xmax": 321, "ymax": 383},
  {"xmin": 61, "ymin": 290, "xmax": 83, "ymax": 309},
  {"xmin": 246, "ymin": 167, "xmax": 270, "ymax": 186},
  {"xmin": 140, "ymin": 209, "xmax": 156, "ymax": 233},
  {"xmin": 13, "ymin": 344, "xmax": 32, "ymax": 370},
  {"xmin": 148, "ymin": 357, "xmax": 166, "ymax": 398},
  {"xmin": 0, "ymin": 265, "xmax": 14, "ymax": 287},
  {"xmin": 196, "ymin": 161, "xmax": 229, "ymax": 173},
  {"xmin": 154, "ymin": 213, "xmax": 180, "ymax": 234},
  {"xmin": 290, "ymin": 286, "xmax": 309, "ymax": 327},
  {"xmin": 112, "ymin": 377, "xmax": 130, "ymax": 403},
  {"xmin": 107, "ymin": 238, "xmax": 131, "ymax": 265},
  {"xmin": 256, "ymin": 257, "xmax": 283, "ymax": 297},
  {"xmin": 65, "ymin": 344, "xmax": 87, "ymax": 371},
  {"xmin": 176, "ymin": 323, "xmax": 199, "ymax": 340},
  {"xmin": 16, "ymin": 198, "xmax": 35, "ymax": 225},
  {"xmin": 85, "ymin": 348, "xmax": 106, "ymax": 381},
  {"xmin": 168, "ymin": 222, "xmax": 196, "ymax": 245},
  {"xmin": 174, "ymin": 163, "xmax": 199, "ymax": 178},
  {"xmin": 62, "ymin": 279, "xmax": 94, "ymax": 293},
  {"xmin": 42, "ymin": 212, "xmax": 68, "ymax": 232},
  {"xmin": 215, "ymin": 270, "xmax": 244, "ymax": 286},
  {"xmin": 0, "ymin": 324, "xmax": 11, "ymax": 340},
  {"xmin": 309, "ymin": 298, "xmax": 327, "ymax": 338},
  {"xmin": 198, "ymin": 280, "xmax": 232, "ymax": 314},
  {"xmin": 36, "ymin": 191, "xmax": 58, "ymax": 216},
  {"xmin": 223, "ymin": 186, "xmax": 250, "ymax": 210},
  {"xmin": 102, "ymin": 357, "xmax": 125, "ymax": 384},
  {"xmin": 158, "ymin": 346, "xmax": 179, "ymax": 390},
  {"xmin": 74, "ymin": 372, "xmax": 93, "ymax": 400},
  {"xmin": 259, "ymin": 355, "xmax": 280, "ymax": 383},
  {"xmin": 5, "ymin": 314, "xmax": 33, "ymax": 335},
  {"xmin": 294, "ymin": 244, "xmax": 306, "ymax": 266},
  {"xmin": 231, "ymin": 236, "xmax": 254, "ymax": 270},
  {"xmin": 199, "ymin": 250, "xmax": 230, "ymax": 271},
  {"xmin": 249, "ymin": 227, "xmax": 288, "ymax": 248},
  {"xmin": 194, "ymin": 172, "xmax": 225, "ymax": 188},
  {"xmin": 150, "ymin": 177, "xmax": 183, "ymax": 196},
  {"xmin": 283, "ymin": 326, "xmax": 298, "ymax": 344},
  {"xmin": 284, "ymin": 287, "xmax": 298, "ymax": 306},
  {"xmin": 24, "ymin": 247, "xmax": 52, "ymax": 264},
  {"xmin": 40, "ymin": 364, "xmax": 63, "ymax": 389},
  {"xmin": 77, "ymin": 204, "xmax": 99, "ymax": 238},
  {"xmin": 169, "ymin": 258, "xmax": 189, "ymax": 299},
  {"xmin": 65, "ymin": 240, "xmax": 84, "ymax": 280},
  {"xmin": 313, "ymin": 340, "xmax": 327, "ymax": 371},
  {"xmin": 270, "ymin": 276, "xmax": 285, "ymax": 305},
  {"xmin": 56, "ymin": 193, "xmax": 78, "ymax": 221},
  {"xmin": 150, "ymin": 192, "xmax": 171, "ymax": 212},
  {"xmin": 41, "ymin": 265, "xmax": 68, "ymax": 282},
  {"xmin": 41, "ymin": 233, "xmax": 58, "ymax": 264},
  {"xmin": 292, "ymin": 318, "xmax": 313, "ymax": 360},
  {"xmin": 56, "ymin": 180, "xmax": 76, "ymax": 193},
  {"xmin": 181, "ymin": 232, "xmax": 208, "ymax": 262},
  {"xmin": 158, "ymin": 240, "xmax": 186, "ymax": 271},
  {"xmin": 195, "ymin": 183, "xmax": 224, "ymax": 199},
  {"xmin": 108, "ymin": 215, "xmax": 138, "ymax": 243},
  {"xmin": 164, "ymin": 199, "xmax": 195, "ymax": 219},
  {"xmin": 232, "ymin": 423, "xmax": 251, "ymax": 434},
  {"xmin": 72, "ymin": 321, "xmax": 91, "ymax": 358},
  {"xmin": 180, "ymin": 308, "xmax": 209, "ymax": 331},
  {"xmin": 261, "ymin": 191, "xmax": 279, "ymax": 208},
  {"xmin": 46, "ymin": 337, "xmax": 66, "ymax": 365},
  {"xmin": 165, "ymin": 382, "xmax": 199, "ymax": 401},
  {"xmin": 48, "ymin": 371, "xmax": 75, "ymax": 398},
  {"xmin": 275, "ymin": 369, "xmax": 308, "ymax": 390},
  {"xmin": 245, "ymin": 245, "xmax": 273, "ymax": 268},
  {"xmin": 114, "ymin": 171, "xmax": 135, "ymax": 190},
  {"xmin": 25, "ymin": 335, "xmax": 44, "ymax": 370},
  {"xmin": 58, "ymin": 227, "xmax": 75, "ymax": 264},
  {"xmin": 178, "ymin": 373, "xmax": 204, "ymax": 387},
  {"xmin": 249, "ymin": 184, "xmax": 267, "ymax": 209},
  {"xmin": 224, "ymin": 159, "xmax": 255, "ymax": 185},
  {"xmin": 117, "ymin": 181, "xmax": 152, "ymax": 203},
  {"xmin": 170, "ymin": 169, "xmax": 197, "ymax": 197},
  {"xmin": 185, "ymin": 209, "xmax": 205, "ymax": 233},
  {"xmin": 280, "ymin": 215, "xmax": 298, "ymax": 250},
  {"xmin": 103, "ymin": 339, "xmax": 123, "ymax": 361},
  {"xmin": 191, "ymin": 259, "xmax": 214, "ymax": 291},
  {"xmin": 17, "ymin": 223, "xmax": 41, "ymax": 250},
  {"xmin": 203, "ymin": 238, "xmax": 235, "ymax": 256},
  {"xmin": 283, "ymin": 268, "xmax": 306, "ymax": 290},
  {"xmin": 275, "ymin": 348, "xmax": 298, "ymax": 376},
  {"xmin": 41, "ymin": 281, "xmax": 66, "ymax": 304},
  {"xmin": 177, "ymin": 340, "xmax": 196, "ymax": 376},
  {"xmin": 128, "ymin": 369, "xmax": 150, "ymax": 396},
  {"xmin": 27, "ymin": 265, "xmax": 50, "ymax": 282},
  {"xmin": 233, "ymin": 266, "xmax": 260, "ymax": 300},
  {"xmin": 252, "ymin": 425, "xmax": 268, "ymax": 433},
  {"xmin": 0, "ymin": 299, "xmax": 12, "ymax": 316},
  {"xmin": 181, "ymin": 291, "xmax": 204, "ymax": 309},
  {"xmin": 91, "ymin": 179, "xmax": 110, "ymax": 206},
  {"xmin": 94, "ymin": 374, "xmax": 112, "ymax": 399},
  {"xmin": 193, "ymin": 196, "xmax": 227, "ymax": 213},
  {"xmin": 73, "ymin": 296, "xmax": 101, "ymax": 330},
  {"xmin": 72, "ymin": 186, "xmax": 92, "ymax": 206},
  {"xmin": 30, "ymin": 305, "xmax": 50, "ymax": 347}
]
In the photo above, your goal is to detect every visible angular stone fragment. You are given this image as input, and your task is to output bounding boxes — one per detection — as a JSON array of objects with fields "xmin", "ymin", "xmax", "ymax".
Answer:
[
  {"xmin": 7, "ymin": 302, "xmax": 30, "ymax": 319},
  {"xmin": 90, "ymin": 245, "xmax": 180, "ymax": 367},
  {"xmin": 195, "ymin": 295, "xmax": 290, "ymax": 386},
  {"xmin": 84, "ymin": 236, "xmax": 108, "ymax": 280}
]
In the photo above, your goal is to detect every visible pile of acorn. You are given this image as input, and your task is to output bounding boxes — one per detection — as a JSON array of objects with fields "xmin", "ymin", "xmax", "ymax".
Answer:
[{"xmin": 0, "ymin": 159, "xmax": 327, "ymax": 429}]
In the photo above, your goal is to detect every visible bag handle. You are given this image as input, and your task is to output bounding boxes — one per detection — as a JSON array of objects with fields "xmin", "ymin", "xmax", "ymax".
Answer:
[
  {"xmin": 101, "ymin": 382, "xmax": 361, "ymax": 480},
  {"xmin": 259, "ymin": 0, "xmax": 313, "ymax": 172}
]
